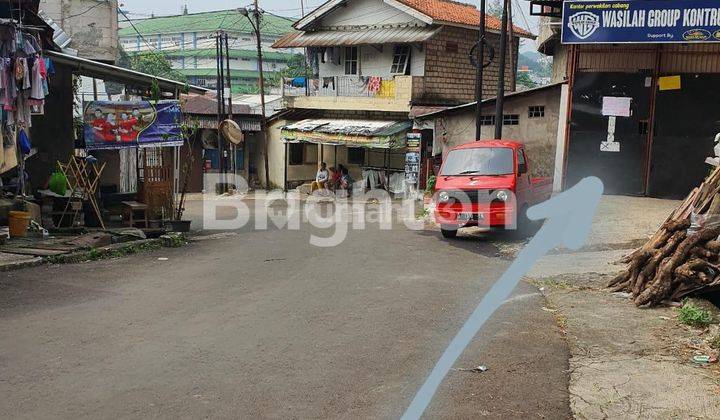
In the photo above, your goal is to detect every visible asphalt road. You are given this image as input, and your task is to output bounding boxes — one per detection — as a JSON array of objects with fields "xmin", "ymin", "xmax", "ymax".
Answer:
[{"xmin": 0, "ymin": 205, "xmax": 571, "ymax": 419}]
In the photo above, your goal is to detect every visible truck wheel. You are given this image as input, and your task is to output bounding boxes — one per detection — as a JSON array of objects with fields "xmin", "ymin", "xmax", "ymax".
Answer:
[
  {"xmin": 441, "ymin": 226, "xmax": 458, "ymax": 239},
  {"xmin": 515, "ymin": 205, "xmax": 533, "ymax": 238}
]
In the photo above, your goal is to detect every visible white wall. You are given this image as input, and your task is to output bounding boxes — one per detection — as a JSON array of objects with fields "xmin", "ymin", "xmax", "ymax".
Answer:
[
  {"xmin": 318, "ymin": 44, "xmax": 425, "ymax": 79},
  {"xmin": 431, "ymin": 87, "xmax": 562, "ymax": 177},
  {"xmin": 40, "ymin": 0, "xmax": 118, "ymax": 62},
  {"xmin": 319, "ymin": 0, "xmax": 424, "ymax": 28}
]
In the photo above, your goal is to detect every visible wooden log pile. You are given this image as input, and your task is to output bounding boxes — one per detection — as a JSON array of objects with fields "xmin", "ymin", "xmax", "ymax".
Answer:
[{"xmin": 608, "ymin": 167, "xmax": 720, "ymax": 306}]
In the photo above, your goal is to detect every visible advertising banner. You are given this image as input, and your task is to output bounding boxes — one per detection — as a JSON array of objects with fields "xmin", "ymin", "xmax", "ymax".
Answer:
[
  {"xmin": 562, "ymin": 0, "xmax": 720, "ymax": 44},
  {"xmin": 84, "ymin": 100, "xmax": 183, "ymax": 150}
]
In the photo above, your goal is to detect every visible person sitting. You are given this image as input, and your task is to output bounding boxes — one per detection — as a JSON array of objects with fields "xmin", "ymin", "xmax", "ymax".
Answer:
[
  {"xmin": 327, "ymin": 166, "xmax": 338, "ymax": 190},
  {"xmin": 339, "ymin": 167, "xmax": 354, "ymax": 197},
  {"xmin": 310, "ymin": 162, "xmax": 329, "ymax": 193}
]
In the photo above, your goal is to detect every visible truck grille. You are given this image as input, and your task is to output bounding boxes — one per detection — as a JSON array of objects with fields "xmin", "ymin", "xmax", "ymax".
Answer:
[{"xmin": 443, "ymin": 189, "xmax": 494, "ymax": 204}]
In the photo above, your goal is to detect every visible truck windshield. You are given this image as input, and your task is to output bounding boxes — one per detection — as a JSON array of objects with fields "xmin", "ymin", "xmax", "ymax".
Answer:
[{"xmin": 440, "ymin": 147, "xmax": 514, "ymax": 176}]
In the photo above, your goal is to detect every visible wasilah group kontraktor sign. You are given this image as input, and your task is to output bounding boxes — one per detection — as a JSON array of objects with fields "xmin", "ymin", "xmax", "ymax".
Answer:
[{"xmin": 562, "ymin": 0, "xmax": 720, "ymax": 44}]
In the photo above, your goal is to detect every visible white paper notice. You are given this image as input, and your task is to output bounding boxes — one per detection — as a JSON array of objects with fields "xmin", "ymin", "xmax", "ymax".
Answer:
[
  {"xmin": 601, "ymin": 141, "xmax": 620, "ymax": 152},
  {"xmin": 602, "ymin": 97, "xmax": 632, "ymax": 117},
  {"xmin": 606, "ymin": 116, "xmax": 616, "ymax": 142}
]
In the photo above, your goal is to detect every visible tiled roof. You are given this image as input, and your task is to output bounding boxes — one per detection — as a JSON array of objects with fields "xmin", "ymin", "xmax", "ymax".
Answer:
[
  {"xmin": 118, "ymin": 10, "xmax": 294, "ymax": 37},
  {"xmin": 395, "ymin": 0, "xmax": 533, "ymax": 38}
]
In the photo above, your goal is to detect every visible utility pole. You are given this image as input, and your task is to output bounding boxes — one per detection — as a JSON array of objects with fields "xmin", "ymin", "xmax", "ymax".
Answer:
[
  {"xmin": 240, "ymin": 1, "xmax": 269, "ymax": 189},
  {"xmin": 224, "ymin": 33, "xmax": 236, "ymax": 177},
  {"xmin": 494, "ymin": 0, "xmax": 509, "ymax": 139},
  {"xmin": 215, "ymin": 32, "xmax": 226, "ymax": 192},
  {"xmin": 254, "ymin": 0, "xmax": 269, "ymax": 190},
  {"xmin": 474, "ymin": 0, "xmax": 486, "ymax": 140}
]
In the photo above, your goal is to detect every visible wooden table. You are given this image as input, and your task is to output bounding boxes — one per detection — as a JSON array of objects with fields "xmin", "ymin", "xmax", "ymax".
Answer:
[{"xmin": 121, "ymin": 201, "xmax": 149, "ymax": 228}]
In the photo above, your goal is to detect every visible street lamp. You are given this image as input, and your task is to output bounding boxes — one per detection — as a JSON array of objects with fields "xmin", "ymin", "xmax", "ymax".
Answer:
[{"xmin": 238, "ymin": 2, "xmax": 269, "ymax": 189}]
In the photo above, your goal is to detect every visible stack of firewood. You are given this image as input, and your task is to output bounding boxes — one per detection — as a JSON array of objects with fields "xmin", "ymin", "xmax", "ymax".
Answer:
[{"xmin": 608, "ymin": 167, "xmax": 720, "ymax": 306}]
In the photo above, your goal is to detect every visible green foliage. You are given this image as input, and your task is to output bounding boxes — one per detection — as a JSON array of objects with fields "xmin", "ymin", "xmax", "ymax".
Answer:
[
  {"xmin": 425, "ymin": 175, "xmax": 437, "ymax": 195},
  {"xmin": 129, "ymin": 51, "xmax": 187, "ymax": 83},
  {"xmin": 267, "ymin": 54, "xmax": 307, "ymax": 88},
  {"xmin": 516, "ymin": 72, "xmax": 537, "ymax": 89},
  {"xmin": 518, "ymin": 51, "xmax": 553, "ymax": 79},
  {"xmin": 710, "ymin": 334, "xmax": 720, "ymax": 349},
  {"xmin": 678, "ymin": 301, "xmax": 714, "ymax": 328}
]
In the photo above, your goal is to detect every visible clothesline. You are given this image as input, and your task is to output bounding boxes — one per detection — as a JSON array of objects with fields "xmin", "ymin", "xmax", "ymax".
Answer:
[{"xmin": 0, "ymin": 20, "xmax": 54, "ymax": 183}]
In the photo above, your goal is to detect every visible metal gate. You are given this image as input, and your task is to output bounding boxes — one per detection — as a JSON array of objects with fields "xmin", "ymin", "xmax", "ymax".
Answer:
[
  {"xmin": 648, "ymin": 74, "xmax": 720, "ymax": 199},
  {"xmin": 566, "ymin": 72, "xmax": 652, "ymax": 195}
]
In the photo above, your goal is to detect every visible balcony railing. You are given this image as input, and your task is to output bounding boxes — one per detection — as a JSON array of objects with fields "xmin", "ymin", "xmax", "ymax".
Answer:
[{"xmin": 282, "ymin": 75, "xmax": 400, "ymax": 99}]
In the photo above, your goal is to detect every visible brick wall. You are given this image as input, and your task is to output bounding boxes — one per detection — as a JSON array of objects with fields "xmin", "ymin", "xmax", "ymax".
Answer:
[{"xmin": 421, "ymin": 26, "xmax": 518, "ymax": 105}]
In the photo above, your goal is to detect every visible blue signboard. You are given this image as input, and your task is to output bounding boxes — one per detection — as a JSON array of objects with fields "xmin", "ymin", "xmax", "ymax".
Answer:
[
  {"xmin": 84, "ymin": 100, "xmax": 183, "ymax": 150},
  {"xmin": 562, "ymin": 0, "xmax": 720, "ymax": 44}
]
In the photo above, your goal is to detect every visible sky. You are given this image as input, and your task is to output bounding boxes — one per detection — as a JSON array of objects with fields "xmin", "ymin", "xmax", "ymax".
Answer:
[{"xmin": 118, "ymin": 0, "xmax": 540, "ymax": 50}]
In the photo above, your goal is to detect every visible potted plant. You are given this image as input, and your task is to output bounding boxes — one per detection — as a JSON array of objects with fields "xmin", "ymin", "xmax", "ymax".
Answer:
[{"xmin": 166, "ymin": 118, "xmax": 199, "ymax": 233}]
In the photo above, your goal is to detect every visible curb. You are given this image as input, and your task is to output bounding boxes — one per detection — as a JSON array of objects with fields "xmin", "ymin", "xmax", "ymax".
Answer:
[
  {"xmin": 0, "ymin": 257, "xmax": 44, "ymax": 272},
  {"xmin": 2, "ymin": 234, "xmax": 188, "ymax": 269}
]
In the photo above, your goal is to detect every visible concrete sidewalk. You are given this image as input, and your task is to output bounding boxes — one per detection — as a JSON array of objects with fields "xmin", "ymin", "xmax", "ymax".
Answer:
[{"xmin": 528, "ymin": 195, "xmax": 720, "ymax": 419}]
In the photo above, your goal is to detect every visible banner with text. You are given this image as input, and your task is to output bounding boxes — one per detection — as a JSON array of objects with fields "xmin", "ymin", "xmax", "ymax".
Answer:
[
  {"xmin": 562, "ymin": 0, "xmax": 720, "ymax": 44},
  {"xmin": 84, "ymin": 100, "xmax": 183, "ymax": 150}
]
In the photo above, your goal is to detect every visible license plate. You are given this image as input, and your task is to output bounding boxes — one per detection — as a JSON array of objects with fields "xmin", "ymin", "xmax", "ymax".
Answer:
[{"xmin": 457, "ymin": 213, "xmax": 472, "ymax": 223}]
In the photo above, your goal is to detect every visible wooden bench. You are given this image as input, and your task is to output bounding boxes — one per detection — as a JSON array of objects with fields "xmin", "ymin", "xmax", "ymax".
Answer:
[{"xmin": 121, "ymin": 201, "xmax": 149, "ymax": 228}]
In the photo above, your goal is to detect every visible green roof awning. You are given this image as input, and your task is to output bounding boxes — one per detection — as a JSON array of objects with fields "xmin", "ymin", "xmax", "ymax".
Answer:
[
  {"xmin": 119, "ymin": 10, "xmax": 295, "ymax": 37},
  {"xmin": 281, "ymin": 119, "xmax": 412, "ymax": 149}
]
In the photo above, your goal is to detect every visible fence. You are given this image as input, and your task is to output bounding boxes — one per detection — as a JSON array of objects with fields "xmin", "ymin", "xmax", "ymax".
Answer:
[{"xmin": 283, "ymin": 75, "xmax": 398, "ymax": 99}]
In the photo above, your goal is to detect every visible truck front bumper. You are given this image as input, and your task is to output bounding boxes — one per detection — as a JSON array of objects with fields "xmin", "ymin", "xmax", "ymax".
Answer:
[{"xmin": 434, "ymin": 203, "xmax": 517, "ymax": 228}]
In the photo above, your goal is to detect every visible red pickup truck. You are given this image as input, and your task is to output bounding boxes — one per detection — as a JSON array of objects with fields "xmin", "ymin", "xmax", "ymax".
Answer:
[{"xmin": 433, "ymin": 140, "xmax": 553, "ymax": 238}]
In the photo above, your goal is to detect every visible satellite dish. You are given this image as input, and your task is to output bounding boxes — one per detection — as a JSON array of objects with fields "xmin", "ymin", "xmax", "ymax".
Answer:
[{"xmin": 219, "ymin": 119, "xmax": 244, "ymax": 145}]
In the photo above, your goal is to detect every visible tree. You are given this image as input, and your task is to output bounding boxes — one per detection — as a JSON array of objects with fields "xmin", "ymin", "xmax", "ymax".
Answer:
[
  {"xmin": 516, "ymin": 72, "xmax": 537, "ymax": 90},
  {"xmin": 128, "ymin": 51, "xmax": 187, "ymax": 83},
  {"xmin": 266, "ymin": 54, "xmax": 307, "ymax": 89}
]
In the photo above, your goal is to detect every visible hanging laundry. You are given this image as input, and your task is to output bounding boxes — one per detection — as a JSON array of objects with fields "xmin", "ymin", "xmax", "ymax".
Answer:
[
  {"xmin": 367, "ymin": 77, "xmax": 382, "ymax": 94},
  {"xmin": 322, "ymin": 77, "xmax": 335, "ymax": 90},
  {"xmin": 17, "ymin": 127, "xmax": 30, "ymax": 154},
  {"xmin": 30, "ymin": 57, "xmax": 44, "ymax": 100}
]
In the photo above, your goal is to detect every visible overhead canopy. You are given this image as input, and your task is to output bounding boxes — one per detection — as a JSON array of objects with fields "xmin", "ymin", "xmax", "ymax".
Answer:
[
  {"xmin": 273, "ymin": 26, "xmax": 441, "ymax": 48},
  {"xmin": 282, "ymin": 119, "xmax": 412, "ymax": 149},
  {"xmin": 46, "ymin": 50, "xmax": 207, "ymax": 94}
]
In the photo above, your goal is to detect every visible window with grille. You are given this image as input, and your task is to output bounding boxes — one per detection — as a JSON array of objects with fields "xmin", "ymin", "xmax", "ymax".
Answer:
[
  {"xmin": 344, "ymin": 47, "xmax": 358, "ymax": 75},
  {"xmin": 390, "ymin": 45, "xmax": 411, "ymax": 74},
  {"xmin": 347, "ymin": 147, "xmax": 365, "ymax": 165},
  {"xmin": 503, "ymin": 114, "xmax": 520, "ymax": 125},
  {"xmin": 528, "ymin": 106, "xmax": 545, "ymax": 118},
  {"xmin": 479, "ymin": 115, "xmax": 495, "ymax": 126}
]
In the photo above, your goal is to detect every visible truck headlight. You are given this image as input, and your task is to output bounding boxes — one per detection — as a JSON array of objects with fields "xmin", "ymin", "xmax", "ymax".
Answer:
[
  {"xmin": 438, "ymin": 191, "xmax": 450, "ymax": 203},
  {"xmin": 495, "ymin": 190, "xmax": 510, "ymax": 202}
]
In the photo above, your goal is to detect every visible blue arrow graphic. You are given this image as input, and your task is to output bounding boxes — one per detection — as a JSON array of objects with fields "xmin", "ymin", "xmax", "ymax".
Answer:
[{"xmin": 402, "ymin": 177, "xmax": 604, "ymax": 420}]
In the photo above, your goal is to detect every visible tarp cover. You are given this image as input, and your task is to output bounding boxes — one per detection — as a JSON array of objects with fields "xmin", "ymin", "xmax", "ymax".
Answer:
[
  {"xmin": 84, "ymin": 100, "xmax": 183, "ymax": 150},
  {"xmin": 281, "ymin": 119, "xmax": 411, "ymax": 149}
]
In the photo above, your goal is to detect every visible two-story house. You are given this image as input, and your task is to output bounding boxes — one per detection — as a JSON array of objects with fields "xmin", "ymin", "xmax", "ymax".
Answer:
[{"xmin": 261, "ymin": 0, "xmax": 533, "ymax": 191}]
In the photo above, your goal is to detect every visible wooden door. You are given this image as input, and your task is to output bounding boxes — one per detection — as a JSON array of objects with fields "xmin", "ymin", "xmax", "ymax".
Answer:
[{"xmin": 138, "ymin": 147, "xmax": 174, "ymax": 219}]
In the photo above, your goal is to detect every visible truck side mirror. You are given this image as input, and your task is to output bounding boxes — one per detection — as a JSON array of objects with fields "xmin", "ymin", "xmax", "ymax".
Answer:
[{"xmin": 518, "ymin": 163, "xmax": 528, "ymax": 175}]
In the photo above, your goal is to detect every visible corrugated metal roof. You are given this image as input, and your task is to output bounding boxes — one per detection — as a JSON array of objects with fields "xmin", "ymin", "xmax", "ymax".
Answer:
[
  {"xmin": 46, "ymin": 50, "xmax": 207, "ymax": 94},
  {"xmin": 118, "ymin": 10, "xmax": 294, "ymax": 37},
  {"xmin": 281, "ymin": 119, "xmax": 412, "ymax": 149},
  {"xmin": 273, "ymin": 25, "xmax": 442, "ymax": 48}
]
